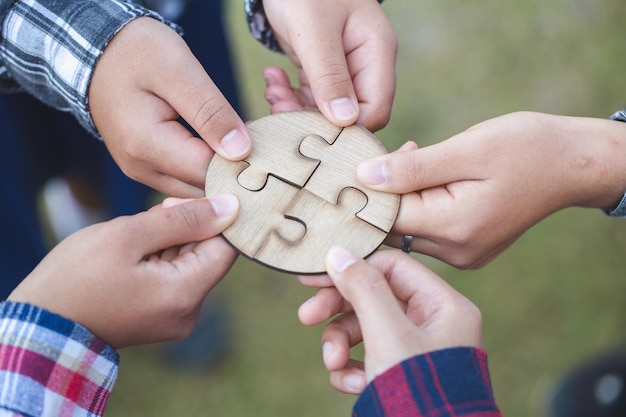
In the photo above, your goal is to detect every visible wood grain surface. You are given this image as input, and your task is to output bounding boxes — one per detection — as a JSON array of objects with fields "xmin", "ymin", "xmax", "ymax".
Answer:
[{"xmin": 204, "ymin": 111, "xmax": 400, "ymax": 274}]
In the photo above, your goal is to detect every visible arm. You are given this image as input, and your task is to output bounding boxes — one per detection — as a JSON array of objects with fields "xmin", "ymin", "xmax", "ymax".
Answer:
[
  {"xmin": 297, "ymin": 248, "xmax": 501, "ymax": 416},
  {"xmin": 1, "ymin": 0, "xmax": 251, "ymax": 197},
  {"xmin": 0, "ymin": 0, "xmax": 176, "ymax": 133},
  {"xmin": 0, "ymin": 195, "xmax": 239, "ymax": 415},
  {"xmin": 356, "ymin": 111, "xmax": 626, "ymax": 268}
]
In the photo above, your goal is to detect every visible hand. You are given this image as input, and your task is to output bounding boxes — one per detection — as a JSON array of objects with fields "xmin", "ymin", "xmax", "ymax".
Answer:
[
  {"xmin": 262, "ymin": 0, "xmax": 397, "ymax": 132},
  {"xmin": 298, "ymin": 248, "xmax": 482, "ymax": 394},
  {"xmin": 8, "ymin": 196, "xmax": 240, "ymax": 349},
  {"xmin": 89, "ymin": 17, "xmax": 252, "ymax": 198},
  {"xmin": 357, "ymin": 112, "xmax": 626, "ymax": 268}
]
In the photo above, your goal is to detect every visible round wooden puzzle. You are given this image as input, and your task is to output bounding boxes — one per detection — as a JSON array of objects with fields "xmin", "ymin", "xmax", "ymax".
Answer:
[{"xmin": 204, "ymin": 111, "xmax": 400, "ymax": 274}]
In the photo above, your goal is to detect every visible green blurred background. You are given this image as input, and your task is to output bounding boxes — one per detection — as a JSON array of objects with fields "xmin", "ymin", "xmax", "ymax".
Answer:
[{"xmin": 106, "ymin": 1, "xmax": 626, "ymax": 416}]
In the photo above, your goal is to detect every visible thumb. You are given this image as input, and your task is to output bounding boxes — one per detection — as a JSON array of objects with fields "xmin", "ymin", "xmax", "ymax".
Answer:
[
  {"xmin": 296, "ymin": 39, "xmax": 359, "ymax": 127},
  {"xmin": 356, "ymin": 138, "xmax": 483, "ymax": 194},
  {"xmin": 154, "ymin": 39, "xmax": 252, "ymax": 161},
  {"xmin": 130, "ymin": 195, "xmax": 240, "ymax": 256}
]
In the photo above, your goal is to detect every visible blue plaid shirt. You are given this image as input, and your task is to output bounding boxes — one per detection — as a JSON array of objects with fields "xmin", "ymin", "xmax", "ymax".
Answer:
[
  {"xmin": 0, "ymin": 0, "xmax": 180, "ymax": 135},
  {"xmin": 0, "ymin": 0, "xmax": 268, "ymax": 135}
]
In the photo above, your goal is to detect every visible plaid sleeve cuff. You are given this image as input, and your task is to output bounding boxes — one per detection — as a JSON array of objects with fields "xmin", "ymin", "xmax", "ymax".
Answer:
[
  {"xmin": 244, "ymin": 0, "xmax": 282, "ymax": 52},
  {"xmin": 603, "ymin": 109, "xmax": 626, "ymax": 217},
  {"xmin": 0, "ymin": 302, "xmax": 119, "ymax": 417},
  {"xmin": 353, "ymin": 347, "xmax": 502, "ymax": 417},
  {"xmin": 0, "ymin": 0, "xmax": 180, "ymax": 137}
]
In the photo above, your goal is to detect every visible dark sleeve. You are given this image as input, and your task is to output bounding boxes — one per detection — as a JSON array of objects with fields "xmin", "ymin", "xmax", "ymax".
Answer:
[{"xmin": 352, "ymin": 347, "xmax": 503, "ymax": 417}]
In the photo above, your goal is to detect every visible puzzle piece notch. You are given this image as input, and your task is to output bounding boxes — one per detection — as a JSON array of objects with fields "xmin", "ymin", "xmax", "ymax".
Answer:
[
  {"xmin": 237, "ymin": 111, "xmax": 342, "ymax": 191},
  {"xmin": 298, "ymin": 125, "xmax": 400, "ymax": 233},
  {"xmin": 205, "ymin": 154, "xmax": 306, "ymax": 255},
  {"xmin": 255, "ymin": 187, "xmax": 386, "ymax": 274}
]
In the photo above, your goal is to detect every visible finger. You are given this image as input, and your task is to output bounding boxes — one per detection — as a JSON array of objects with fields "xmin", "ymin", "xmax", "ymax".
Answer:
[
  {"xmin": 131, "ymin": 117, "xmax": 213, "ymax": 197},
  {"xmin": 180, "ymin": 234, "xmax": 239, "ymax": 294},
  {"xmin": 291, "ymin": 23, "xmax": 359, "ymax": 126},
  {"xmin": 321, "ymin": 313, "xmax": 363, "ymax": 371},
  {"xmin": 264, "ymin": 66, "xmax": 315, "ymax": 112},
  {"xmin": 298, "ymin": 287, "xmax": 348, "ymax": 326},
  {"xmin": 347, "ymin": 28, "xmax": 397, "ymax": 132},
  {"xmin": 329, "ymin": 364, "xmax": 367, "ymax": 395},
  {"xmin": 126, "ymin": 195, "xmax": 239, "ymax": 257},
  {"xmin": 356, "ymin": 137, "xmax": 485, "ymax": 193},
  {"xmin": 151, "ymin": 35, "xmax": 252, "ymax": 161},
  {"xmin": 297, "ymin": 274, "xmax": 334, "ymax": 288},
  {"xmin": 325, "ymin": 247, "xmax": 408, "ymax": 340}
]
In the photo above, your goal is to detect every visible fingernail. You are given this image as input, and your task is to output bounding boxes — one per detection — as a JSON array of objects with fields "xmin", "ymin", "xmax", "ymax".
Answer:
[
  {"xmin": 263, "ymin": 70, "xmax": 276, "ymax": 86},
  {"xmin": 357, "ymin": 159, "xmax": 387, "ymax": 185},
  {"xmin": 208, "ymin": 194, "xmax": 238, "ymax": 217},
  {"xmin": 330, "ymin": 97, "xmax": 358, "ymax": 122},
  {"xmin": 326, "ymin": 247, "xmax": 357, "ymax": 273},
  {"xmin": 221, "ymin": 129, "xmax": 251, "ymax": 158},
  {"xmin": 343, "ymin": 374, "xmax": 365, "ymax": 393},
  {"xmin": 322, "ymin": 341, "xmax": 334, "ymax": 365}
]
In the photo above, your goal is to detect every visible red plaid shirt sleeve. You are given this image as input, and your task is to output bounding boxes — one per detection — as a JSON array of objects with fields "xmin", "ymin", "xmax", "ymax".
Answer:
[
  {"xmin": 0, "ymin": 302, "xmax": 119, "ymax": 417},
  {"xmin": 353, "ymin": 347, "xmax": 502, "ymax": 417}
]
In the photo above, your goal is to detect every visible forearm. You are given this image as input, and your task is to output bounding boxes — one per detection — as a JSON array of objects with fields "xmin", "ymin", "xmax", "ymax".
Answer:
[
  {"xmin": 352, "ymin": 347, "xmax": 502, "ymax": 417},
  {"xmin": 0, "ymin": 0, "xmax": 178, "ymax": 135},
  {"xmin": 0, "ymin": 302, "xmax": 119, "ymax": 417}
]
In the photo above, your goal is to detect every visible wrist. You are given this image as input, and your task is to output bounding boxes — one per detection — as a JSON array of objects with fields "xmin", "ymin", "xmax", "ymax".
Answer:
[{"xmin": 554, "ymin": 115, "xmax": 626, "ymax": 210}]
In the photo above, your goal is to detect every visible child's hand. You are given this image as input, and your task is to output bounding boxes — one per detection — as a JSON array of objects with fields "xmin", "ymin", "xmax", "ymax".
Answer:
[
  {"xmin": 298, "ymin": 248, "xmax": 483, "ymax": 394},
  {"xmin": 262, "ymin": 0, "xmax": 397, "ymax": 132},
  {"xmin": 359, "ymin": 112, "xmax": 626, "ymax": 268},
  {"xmin": 89, "ymin": 17, "xmax": 252, "ymax": 198},
  {"xmin": 8, "ymin": 196, "xmax": 240, "ymax": 349}
]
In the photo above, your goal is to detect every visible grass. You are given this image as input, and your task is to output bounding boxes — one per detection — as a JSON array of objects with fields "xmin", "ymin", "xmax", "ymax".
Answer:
[{"xmin": 105, "ymin": 1, "xmax": 626, "ymax": 416}]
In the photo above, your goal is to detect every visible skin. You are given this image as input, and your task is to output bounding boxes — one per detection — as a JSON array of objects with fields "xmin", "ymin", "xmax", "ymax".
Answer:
[
  {"xmin": 298, "ymin": 248, "xmax": 483, "ymax": 394},
  {"xmin": 262, "ymin": 0, "xmax": 397, "ymax": 132},
  {"xmin": 263, "ymin": 64, "xmax": 626, "ymax": 268},
  {"xmin": 8, "ymin": 196, "xmax": 240, "ymax": 349},
  {"xmin": 356, "ymin": 112, "xmax": 626, "ymax": 268},
  {"xmin": 89, "ymin": 17, "xmax": 252, "ymax": 198},
  {"xmin": 88, "ymin": 1, "xmax": 397, "ymax": 197}
]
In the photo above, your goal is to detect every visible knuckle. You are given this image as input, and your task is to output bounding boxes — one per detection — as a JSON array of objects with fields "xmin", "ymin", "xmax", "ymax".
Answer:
[
  {"xmin": 172, "ymin": 202, "xmax": 203, "ymax": 231},
  {"xmin": 398, "ymin": 155, "xmax": 426, "ymax": 189},
  {"xmin": 315, "ymin": 60, "xmax": 352, "ymax": 95},
  {"xmin": 192, "ymin": 96, "xmax": 231, "ymax": 136}
]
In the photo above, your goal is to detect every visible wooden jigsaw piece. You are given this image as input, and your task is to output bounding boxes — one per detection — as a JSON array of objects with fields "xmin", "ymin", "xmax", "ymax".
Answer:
[
  {"xmin": 298, "ymin": 124, "xmax": 400, "ymax": 233},
  {"xmin": 255, "ymin": 187, "xmax": 387, "ymax": 274},
  {"xmin": 205, "ymin": 154, "xmax": 306, "ymax": 255},
  {"xmin": 237, "ymin": 111, "xmax": 343, "ymax": 191}
]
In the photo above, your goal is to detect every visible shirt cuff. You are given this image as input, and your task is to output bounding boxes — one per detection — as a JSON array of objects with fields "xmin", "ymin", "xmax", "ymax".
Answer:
[
  {"xmin": 352, "ymin": 347, "xmax": 502, "ymax": 417},
  {"xmin": 0, "ymin": 301, "xmax": 119, "ymax": 417},
  {"xmin": 603, "ymin": 109, "xmax": 626, "ymax": 217},
  {"xmin": 0, "ymin": 0, "xmax": 181, "ymax": 137}
]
